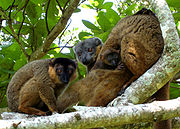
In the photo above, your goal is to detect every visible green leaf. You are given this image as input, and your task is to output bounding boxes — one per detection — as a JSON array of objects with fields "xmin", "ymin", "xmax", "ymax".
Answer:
[
  {"xmin": 78, "ymin": 32, "xmax": 93, "ymax": 40},
  {"xmin": 26, "ymin": 1, "xmax": 39, "ymax": 24},
  {"xmin": 31, "ymin": 0, "xmax": 46, "ymax": 4},
  {"xmin": 95, "ymin": 31, "xmax": 110, "ymax": 42},
  {"xmin": 56, "ymin": 0, "xmax": 70, "ymax": 8},
  {"xmin": 46, "ymin": 0, "xmax": 59, "ymax": 30},
  {"xmin": 20, "ymin": 25, "xmax": 32, "ymax": 35},
  {"xmin": 36, "ymin": 19, "xmax": 47, "ymax": 37},
  {"xmin": 69, "ymin": 48, "xmax": 75, "ymax": 58},
  {"xmin": 82, "ymin": 20, "xmax": 101, "ymax": 31},
  {"xmin": 13, "ymin": 53, "xmax": 27, "ymax": 71},
  {"xmin": 89, "ymin": 0, "xmax": 104, "ymax": 8},
  {"xmin": 0, "ymin": 0, "xmax": 13, "ymax": 10},
  {"xmin": 173, "ymin": 13, "xmax": 180, "ymax": 23},
  {"xmin": 0, "ymin": 66, "xmax": 15, "ymax": 74},
  {"xmin": 166, "ymin": 0, "xmax": 180, "ymax": 8},
  {"xmin": 14, "ymin": 11, "xmax": 24, "ymax": 22},
  {"xmin": 97, "ymin": 11, "xmax": 112, "ymax": 31},
  {"xmin": 170, "ymin": 83, "xmax": 180, "ymax": 99},
  {"xmin": 74, "ymin": 8, "xmax": 81, "ymax": 13},
  {"xmin": 0, "ymin": 58, "xmax": 14, "ymax": 74},
  {"xmin": 81, "ymin": 4, "xmax": 94, "ymax": 9},
  {"xmin": 123, "ymin": 3, "xmax": 137, "ymax": 16},
  {"xmin": 102, "ymin": 2, "xmax": 113, "ymax": 9},
  {"xmin": 1, "ymin": 42, "xmax": 22, "ymax": 60},
  {"xmin": 15, "ymin": 0, "xmax": 26, "ymax": 11},
  {"xmin": 105, "ymin": 9, "xmax": 120, "ymax": 26},
  {"xmin": 77, "ymin": 62, "xmax": 87, "ymax": 77},
  {"xmin": 59, "ymin": 53, "xmax": 74, "ymax": 59}
]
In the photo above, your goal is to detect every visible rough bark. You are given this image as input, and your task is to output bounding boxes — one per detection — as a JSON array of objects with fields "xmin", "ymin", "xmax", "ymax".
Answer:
[{"xmin": 1, "ymin": 98, "xmax": 180, "ymax": 129}]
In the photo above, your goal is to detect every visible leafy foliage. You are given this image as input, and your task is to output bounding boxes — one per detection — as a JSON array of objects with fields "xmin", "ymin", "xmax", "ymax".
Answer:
[{"xmin": 0, "ymin": 0, "xmax": 179, "ymax": 108}]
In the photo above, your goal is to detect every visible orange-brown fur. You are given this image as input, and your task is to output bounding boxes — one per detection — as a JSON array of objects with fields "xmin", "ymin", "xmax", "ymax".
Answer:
[
  {"xmin": 57, "ymin": 67, "xmax": 133, "ymax": 113},
  {"xmin": 7, "ymin": 58, "xmax": 76, "ymax": 115},
  {"xmin": 48, "ymin": 66, "xmax": 61, "ymax": 84},
  {"xmin": 93, "ymin": 11, "xmax": 164, "ymax": 81}
]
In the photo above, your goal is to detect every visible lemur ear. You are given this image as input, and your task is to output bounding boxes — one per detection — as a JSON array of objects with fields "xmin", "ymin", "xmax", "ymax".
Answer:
[
  {"xmin": 49, "ymin": 58, "xmax": 55, "ymax": 66},
  {"xmin": 95, "ymin": 37, "xmax": 103, "ymax": 46}
]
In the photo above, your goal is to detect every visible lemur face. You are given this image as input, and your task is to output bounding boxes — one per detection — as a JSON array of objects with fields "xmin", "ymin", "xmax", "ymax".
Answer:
[
  {"xmin": 49, "ymin": 58, "xmax": 77, "ymax": 84},
  {"xmin": 74, "ymin": 37, "xmax": 102, "ymax": 66}
]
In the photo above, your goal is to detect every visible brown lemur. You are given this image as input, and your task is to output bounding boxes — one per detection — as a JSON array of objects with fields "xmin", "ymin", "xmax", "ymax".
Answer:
[
  {"xmin": 7, "ymin": 57, "xmax": 77, "ymax": 116},
  {"xmin": 92, "ymin": 8, "xmax": 164, "ymax": 88},
  {"xmin": 73, "ymin": 37, "xmax": 102, "ymax": 72}
]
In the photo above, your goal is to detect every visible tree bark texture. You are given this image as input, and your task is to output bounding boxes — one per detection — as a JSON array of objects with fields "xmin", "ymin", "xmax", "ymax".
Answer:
[{"xmin": 1, "ymin": 98, "xmax": 180, "ymax": 129}]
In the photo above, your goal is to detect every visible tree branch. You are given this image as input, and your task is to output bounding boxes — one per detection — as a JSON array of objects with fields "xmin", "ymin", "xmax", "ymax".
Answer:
[
  {"xmin": 56, "ymin": 0, "xmax": 63, "ymax": 12},
  {"xmin": 8, "ymin": 0, "xmax": 15, "ymax": 21},
  {"xmin": 17, "ymin": 0, "xmax": 29, "ymax": 38},
  {"xmin": 109, "ymin": 0, "xmax": 180, "ymax": 107},
  {"xmin": 1, "ymin": 98, "xmax": 180, "ymax": 129},
  {"xmin": 29, "ymin": 0, "xmax": 81, "ymax": 61},
  {"xmin": 58, "ymin": 19, "xmax": 72, "ymax": 45},
  {"xmin": 63, "ymin": 0, "xmax": 70, "ymax": 11},
  {"xmin": 45, "ymin": 0, "xmax": 50, "ymax": 34},
  {"xmin": 59, "ymin": 36, "xmax": 72, "ymax": 53}
]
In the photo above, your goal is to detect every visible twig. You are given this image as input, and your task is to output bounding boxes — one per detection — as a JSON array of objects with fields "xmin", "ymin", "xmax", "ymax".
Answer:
[
  {"xmin": 59, "ymin": 37, "xmax": 73, "ymax": 53},
  {"xmin": 45, "ymin": 0, "xmax": 51, "ymax": 34},
  {"xmin": 13, "ymin": 0, "xmax": 29, "ymax": 18},
  {"xmin": 8, "ymin": 21, "xmax": 30, "ymax": 59},
  {"xmin": 63, "ymin": 0, "xmax": 70, "ymax": 10},
  {"xmin": 58, "ymin": 19, "xmax": 72, "ymax": 45},
  {"xmin": 56, "ymin": 0, "xmax": 63, "ymax": 12},
  {"xmin": 0, "ymin": 74, "xmax": 10, "ymax": 106},
  {"xmin": 48, "ymin": 46, "xmax": 73, "ymax": 51},
  {"xmin": 78, "ymin": 0, "xmax": 87, "ymax": 6},
  {"xmin": 31, "ymin": 27, "xmax": 35, "ymax": 52},
  {"xmin": 170, "ymin": 86, "xmax": 180, "ymax": 89},
  {"xmin": 8, "ymin": 0, "xmax": 15, "ymax": 21},
  {"xmin": 18, "ymin": 0, "xmax": 29, "ymax": 38},
  {"xmin": 2, "ymin": 26, "xmax": 13, "ymax": 36}
]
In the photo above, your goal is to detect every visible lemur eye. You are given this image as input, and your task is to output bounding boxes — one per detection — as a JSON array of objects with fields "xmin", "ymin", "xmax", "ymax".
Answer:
[
  {"xmin": 68, "ymin": 69, "xmax": 72, "ymax": 74},
  {"xmin": 88, "ymin": 48, "xmax": 92, "ymax": 52},
  {"xmin": 78, "ymin": 52, "xmax": 81, "ymax": 56},
  {"xmin": 57, "ymin": 69, "xmax": 62, "ymax": 73}
]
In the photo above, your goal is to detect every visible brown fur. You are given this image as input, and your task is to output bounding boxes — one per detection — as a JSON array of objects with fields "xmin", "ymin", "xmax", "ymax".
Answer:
[
  {"xmin": 7, "ymin": 58, "xmax": 76, "ymax": 115},
  {"xmin": 57, "ymin": 67, "xmax": 133, "ymax": 113},
  {"xmin": 48, "ymin": 66, "xmax": 61, "ymax": 84},
  {"xmin": 93, "ymin": 12, "xmax": 164, "ymax": 76}
]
